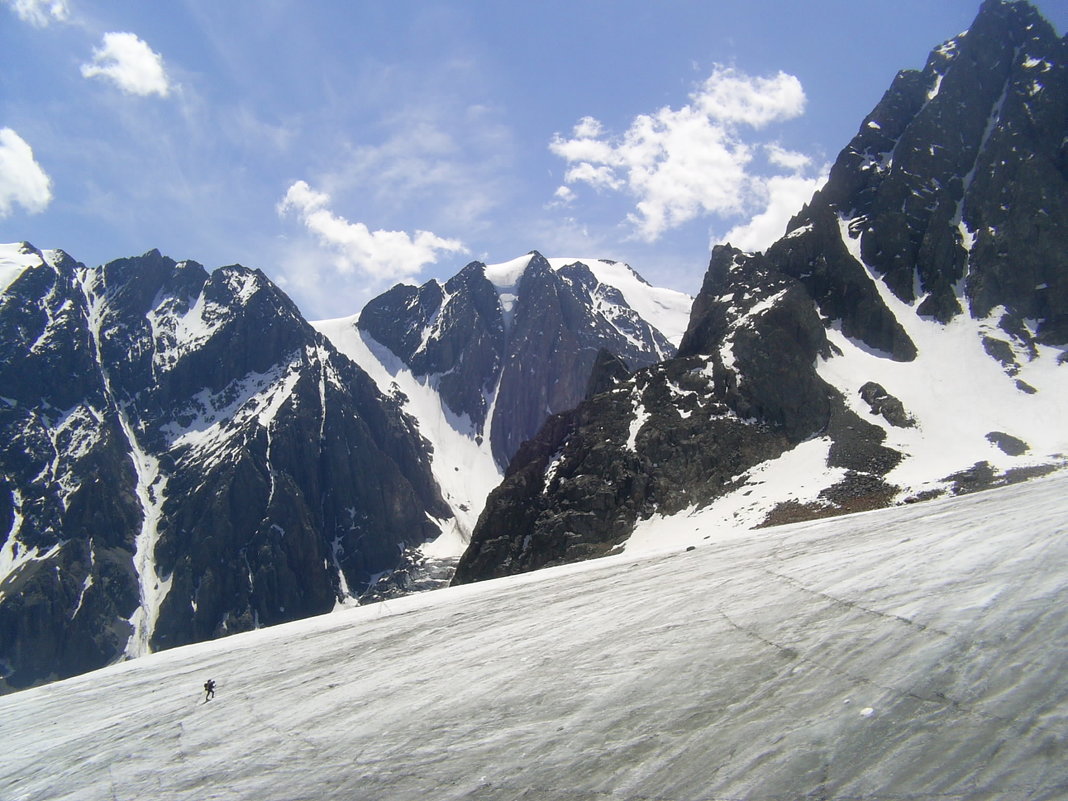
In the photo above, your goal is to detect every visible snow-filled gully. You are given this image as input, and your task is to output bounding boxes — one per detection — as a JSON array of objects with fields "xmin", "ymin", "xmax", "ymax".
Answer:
[
  {"xmin": 120, "ymin": 421, "xmax": 171, "ymax": 659},
  {"xmin": 79, "ymin": 273, "xmax": 172, "ymax": 659}
]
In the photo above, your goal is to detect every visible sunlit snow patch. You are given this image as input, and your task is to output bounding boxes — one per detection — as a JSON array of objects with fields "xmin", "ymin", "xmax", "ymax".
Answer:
[
  {"xmin": 624, "ymin": 436, "xmax": 845, "ymax": 555},
  {"xmin": 0, "ymin": 242, "xmax": 42, "ymax": 295},
  {"xmin": 823, "ymin": 215, "xmax": 1068, "ymax": 497}
]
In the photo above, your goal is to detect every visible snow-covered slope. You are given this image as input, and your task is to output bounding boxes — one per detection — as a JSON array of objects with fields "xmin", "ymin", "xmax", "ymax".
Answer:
[
  {"xmin": 543, "ymin": 256, "xmax": 692, "ymax": 347},
  {"xmin": 313, "ymin": 315, "xmax": 497, "ymax": 552},
  {"xmin": 3, "ymin": 473, "xmax": 1066, "ymax": 800},
  {"xmin": 623, "ymin": 214, "xmax": 1068, "ymax": 549},
  {"xmin": 0, "ymin": 242, "xmax": 41, "ymax": 295},
  {"xmin": 823, "ymin": 215, "xmax": 1068, "ymax": 495},
  {"xmin": 477, "ymin": 253, "xmax": 691, "ymax": 347}
]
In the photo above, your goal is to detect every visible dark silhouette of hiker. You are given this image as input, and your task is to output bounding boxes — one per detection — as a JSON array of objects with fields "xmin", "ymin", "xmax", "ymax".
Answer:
[{"xmin": 204, "ymin": 679, "xmax": 215, "ymax": 701}]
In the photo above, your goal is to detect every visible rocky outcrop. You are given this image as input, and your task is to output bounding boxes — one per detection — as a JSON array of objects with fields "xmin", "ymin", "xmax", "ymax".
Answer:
[
  {"xmin": 812, "ymin": 0, "xmax": 1068, "ymax": 339},
  {"xmin": 0, "ymin": 245, "xmax": 448, "ymax": 691},
  {"xmin": 359, "ymin": 262, "xmax": 505, "ymax": 436},
  {"xmin": 584, "ymin": 349, "xmax": 632, "ymax": 398},
  {"xmin": 859, "ymin": 382, "xmax": 915, "ymax": 428}
]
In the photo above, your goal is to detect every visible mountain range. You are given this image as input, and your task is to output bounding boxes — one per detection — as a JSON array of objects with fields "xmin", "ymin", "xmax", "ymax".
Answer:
[
  {"xmin": 0, "ymin": 244, "xmax": 690, "ymax": 691},
  {"xmin": 1, "ymin": 0, "xmax": 1066, "ymax": 693}
]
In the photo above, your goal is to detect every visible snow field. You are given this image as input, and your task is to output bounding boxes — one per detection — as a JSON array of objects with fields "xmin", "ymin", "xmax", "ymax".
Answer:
[
  {"xmin": 2, "ymin": 472, "xmax": 1066, "ymax": 800},
  {"xmin": 624, "ymin": 436, "xmax": 848, "ymax": 555},
  {"xmin": 826, "ymin": 215, "xmax": 1068, "ymax": 497},
  {"xmin": 544, "ymin": 257, "xmax": 693, "ymax": 347}
]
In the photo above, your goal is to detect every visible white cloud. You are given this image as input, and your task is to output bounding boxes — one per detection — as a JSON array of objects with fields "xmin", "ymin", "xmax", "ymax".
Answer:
[
  {"xmin": 278, "ymin": 180, "xmax": 468, "ymax": 282},
  {"xmin": 81, "ymin": 32, "xmax": 171, "ymax": 97},
  {"xmin": 549, "ymin": 185, "xmax": 576, "ymax": 208},
  {"xmin": 0, "ymin": 128, "xmax": 53, "ymax": 217},
  {"xmin": 716, "ymin": 171, "xmax": 828, "ymax": 252},
  {"xmin": 765, "ymin": 143, "xmax": 812, "ymax": 172},
  {"xmin": 549, "ymin": 65, "xmax": 814, "ymax": 242},
  {"xmin": 4, "ymin": 0, "xmax": 68, "ymax": 26},
  {"xmin": 564, "ymin": 162, "xmax": 623, "ymax": 191},
  {"xmin": 691, "ymin": 68, "xmax": 805, "ymax": 126},
  {"xmin": 325, "ymin": 103, "xmax": 512, "ymax": 237}
]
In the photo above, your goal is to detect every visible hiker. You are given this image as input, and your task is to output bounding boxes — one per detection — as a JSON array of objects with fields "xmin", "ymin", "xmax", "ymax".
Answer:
[{"xmin": 204, "ymin": 679, "xmax": 216, "ymax": 701}]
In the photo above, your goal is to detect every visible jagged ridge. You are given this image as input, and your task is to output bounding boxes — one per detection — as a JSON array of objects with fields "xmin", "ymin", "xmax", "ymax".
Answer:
[{"xmin": 0, "ymin": 244, "xmax": 449, "ymax": 692}]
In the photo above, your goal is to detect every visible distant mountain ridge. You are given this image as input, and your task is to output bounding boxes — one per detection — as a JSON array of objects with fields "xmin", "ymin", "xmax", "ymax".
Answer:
[
  {"xmin": 351, "ymin": 252, "xmax": 689, "ymax": 468},
  {"xmin": 454, "ymin": 0, "xmax": 1068, "ymax": 584}
]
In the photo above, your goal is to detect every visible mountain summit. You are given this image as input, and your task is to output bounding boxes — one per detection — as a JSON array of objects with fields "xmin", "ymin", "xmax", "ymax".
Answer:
[
  {"xmin": 352, "ymin": 252, "xmax": 689, "ymax": 468},
  {"xmin": 454, "ymin": 0, "xmax": 1068, "ymax": 584},
  {"xmin": 316, "ymin": 252, "xmax": 691, "ymax": 543}
]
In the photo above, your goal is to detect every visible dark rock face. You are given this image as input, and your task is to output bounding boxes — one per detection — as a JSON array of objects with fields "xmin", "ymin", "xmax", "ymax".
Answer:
[
  {"xmin": 359, "ymin": 253, "xmax": 679, "ymax": 468},
  {"xmin": 859, "ymin": 382, "xmax": 915, "ymax": 428},
  {"xmin": 680, "ymin": 245, "xmax": 836, "ymax": 439},
  {"xmin": 0, "ymin": 245, "xmax": 448, "ymax": 692},
  {"xmin": 584, "ymin": 349, "xmax": 632, "ymax": 398},
  {"xmin": 813, "ymin": 0, "xmax": 1068, "ymax": 341},
  {"xmin": 986, "ymin": 431, "xmax": 1030, "ymax": 456},
  {"xmin": 0, "ymin": 245, "xmax": 142, "ymax": 689},
  {"xmin": 762, "ymin": 204, "xmax": 917, "ymax": 361},
  {"xmin": 452, "ymin": 359, "xmax": 792, "ymax": 583},
  {"xmin": 358, "ymin": 548, "xmax": 458, "ymax": 603},
  {"xmin": 455, "ymin": 0, "xmax": 1068, "ymax": 585},
  {"xmin": 359, "ymin": 263, "xmax": 504, "ymax": 434}
]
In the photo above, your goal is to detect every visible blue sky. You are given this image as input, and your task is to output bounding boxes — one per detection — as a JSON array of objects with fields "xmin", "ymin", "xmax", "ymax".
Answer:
[{"xmin": 2, "ymin": 1, "xmax": 1066, "ymax": 319}]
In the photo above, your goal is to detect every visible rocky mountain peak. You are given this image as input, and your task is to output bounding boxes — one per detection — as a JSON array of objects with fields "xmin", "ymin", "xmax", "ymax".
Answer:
[
  {"xmin": 0, "ymin": 245, "xmax": 449, "ymax": 692},
  {"xmin": 455, "ymin": 0, "xmax": 1068, "ymax": 586},
  {"xmin": 808, "ymin": 0, "xmax": 1067, "ymax": 337},
  {"xmin": 350, "ymin": 252, "xmax": 691, "ymax": 469}
]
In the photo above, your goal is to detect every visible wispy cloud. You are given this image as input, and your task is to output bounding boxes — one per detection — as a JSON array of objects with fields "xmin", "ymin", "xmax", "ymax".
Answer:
[
  {"xmin": 81, "ymin": 32, "xmax": 172, "ymax": 97},
  {"xmin": 765, "ymin": 143, "xmax": 812, "ymax": 172},
  {"xmin": 550, "ymin": 65, "xmax": 816, "ymax": 244},
  {"xmin": 3, "ymin": 0, "xmax": 68, "ymax": 27},
  {"xmin": 0, "ymin": 128, "xmax": 53, "ymax": 217},
  {"xmin": 319, "ymin": 100, "xmax": 513, "ymax": 239},
  {"xmin": 278, "ymin": 180, "xmax": 467, "ymax": 283}
]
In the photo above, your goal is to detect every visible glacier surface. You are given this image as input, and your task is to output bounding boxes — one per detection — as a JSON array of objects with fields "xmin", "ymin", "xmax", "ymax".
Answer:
[{"xmin": 1, "ymin": 472, "xmax": 1066, "ymax": 800}]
